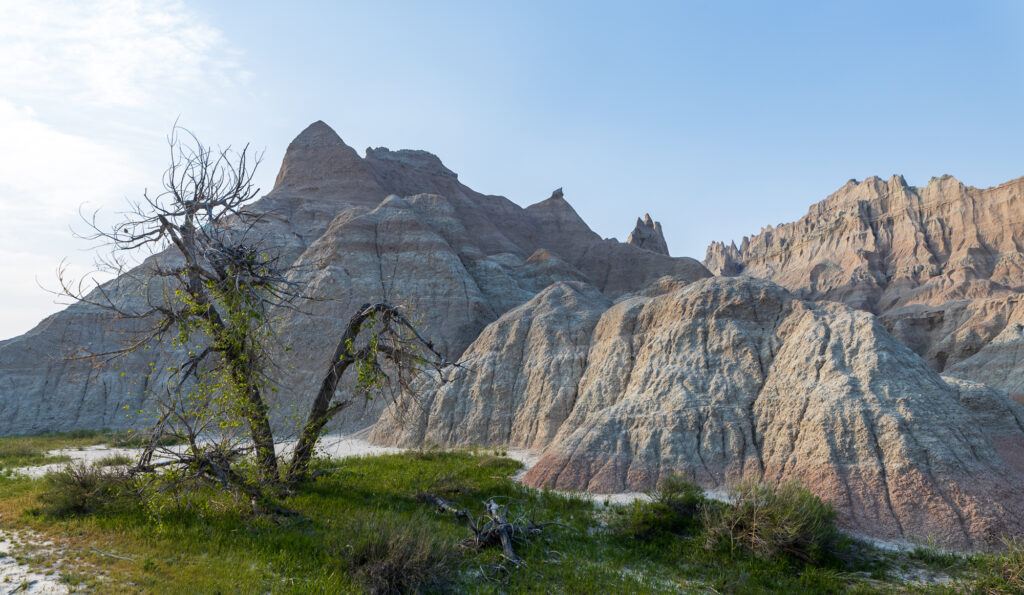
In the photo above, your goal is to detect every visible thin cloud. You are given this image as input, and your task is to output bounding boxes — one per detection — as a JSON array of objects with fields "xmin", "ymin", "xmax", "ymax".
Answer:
[
  {"xmin": 0, "ymin": 99, "xmax": 139, "ymax": 218},
  {"xmin": 0, "ymin": 0, "xmax": 249, "ymax": 109},
  {"xmin": 0, "ymin": 0, "xmax": 249, "ymax": 339}
]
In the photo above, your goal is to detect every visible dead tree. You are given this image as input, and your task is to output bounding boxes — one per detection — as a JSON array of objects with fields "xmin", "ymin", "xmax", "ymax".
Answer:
[
  {"xmin": 62, "ymin": 124, "xmax": 450, "ymax": 501},
  {"xmin": 285, "ymin": 301, "xmax": 446, "ymax": 484},
  {"xmin": 422, "ymin": 494, "xmax": 562, "ymax": 565}
]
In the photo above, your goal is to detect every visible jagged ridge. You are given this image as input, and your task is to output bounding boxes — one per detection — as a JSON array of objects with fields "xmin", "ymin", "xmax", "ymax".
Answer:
[{"xmin": 704, "ymin": 173, "xmax": 1024, "ymax": 393}]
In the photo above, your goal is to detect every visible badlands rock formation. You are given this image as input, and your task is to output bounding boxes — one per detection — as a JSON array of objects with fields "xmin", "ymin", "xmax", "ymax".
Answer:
[
  {"xmin": 626, "ymin": 213, "xmax": 669, "ymax": 255},
  {"xmin": 705, "ymin": 174, "xmax": 1024, "ymax": 394},
  {"xmin": 373, "ymin": 275, "xmax": 1024, "ymax": 549},
  {"xmin": 0, "ymin": 121, "xmax": 709, "ymax": 435},
  {"xmin": 5, "ymin": 121, "xmax": 1023, "ymax": 549}
]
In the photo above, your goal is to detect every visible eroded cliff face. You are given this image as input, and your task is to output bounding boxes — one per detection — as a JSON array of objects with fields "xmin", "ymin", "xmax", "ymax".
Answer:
[
  {"xmin": 373, "ymin": 276, "xmax": 1024, "ymax": 550},
  {"xmin": 0, "ymin": 121, "xmax": 710, "ymax": 435},
  {"xmin": 704, "ymin": 174, "xmax": 1024, "ymax": 393}
]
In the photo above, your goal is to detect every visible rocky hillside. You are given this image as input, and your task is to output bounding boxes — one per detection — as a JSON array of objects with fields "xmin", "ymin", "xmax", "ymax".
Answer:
[
  {"xmin": 373, "ymin": 275, "xmax": 1024, "ymax": 550},
  {"xmin": 5, "ymin": 122, "xmax": 1023, "ymax": 549},
  {"xmin": 0, "ymin": 121, "xmax": 709, "ymax": 435},
  {"xmin": 705, "ymin": 174, "xmax": 1024, "ymax": 396}
]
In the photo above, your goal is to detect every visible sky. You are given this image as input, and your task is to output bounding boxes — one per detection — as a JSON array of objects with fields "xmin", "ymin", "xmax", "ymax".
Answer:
[{"xmin": 1, "ymin": 0, "xmax": 1022, "ymax": 340}]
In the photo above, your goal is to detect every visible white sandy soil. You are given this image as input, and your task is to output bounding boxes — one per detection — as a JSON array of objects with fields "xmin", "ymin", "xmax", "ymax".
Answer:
[{"xmin": 0, "ymin": 532, "xmax": 68, "ymax": 594}]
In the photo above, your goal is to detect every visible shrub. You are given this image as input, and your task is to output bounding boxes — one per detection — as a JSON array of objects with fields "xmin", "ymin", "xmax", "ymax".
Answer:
[
  {"xmin": 613, "ymin": 474, "xmax": 706, "ymax": 539},
  {"xmin": 37, "ymin": 462, "xmax": 134, "ymax": 518},
  {"xmin": 705, "ymin": 479, "xmax": 837, "ymax": 561},
  {"xmin": 973, "ymin": 537, "xmax": 1024, "ymax": 592},
  {"xmin": 995, "ymin": 538, "xmax": 1024, "ymax": 590},
  {"xmin": 343, "ymin": 512, "xmax": 455, "ymax": 594}
]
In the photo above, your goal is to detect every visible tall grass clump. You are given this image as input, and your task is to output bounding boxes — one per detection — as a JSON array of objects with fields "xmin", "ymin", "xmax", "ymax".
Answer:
[
  {"xmin": 341, "ymin": 512, "xmax": 456, "ymax": 595},
  {"xmin": 0, "ymin": 441, "xmax": 50, "ymax": 469},
  {"xmin": 706, "ymin": 479, "xmax": 838, "ymax": 561},
  {"xmin": 973, "ymin": 537, "xmax": 1024, "ymax": 592},
  {"xmin": 37, "ymin": 462, "xmax": 135, "ymax": 518},
  {"xmin": 613, "ymin": 474, "xmax": 706, "ymax": 539}
]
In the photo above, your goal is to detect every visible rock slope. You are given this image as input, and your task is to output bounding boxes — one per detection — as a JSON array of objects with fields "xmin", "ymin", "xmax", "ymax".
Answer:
[
  {"xmin": 0, "ymin": 121, "xmax": 709, "ymax": 435},
  {"xmin": 373, "ymin": 276, "xmax": 1024, "ymax": 550},
  {"xmin": 705, "ymin": 174, "xmax": 1024, "ymax": 394}
]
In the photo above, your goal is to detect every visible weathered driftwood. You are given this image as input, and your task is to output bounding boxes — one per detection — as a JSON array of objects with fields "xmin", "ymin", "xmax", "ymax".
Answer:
[{"xmin": 422, "ymin": 494, "xmax": 556, "ymax": 565}]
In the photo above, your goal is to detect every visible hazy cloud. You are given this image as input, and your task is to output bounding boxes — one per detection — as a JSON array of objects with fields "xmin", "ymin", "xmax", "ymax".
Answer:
[
  {"xmin": 0, "ymin": 0, "xmax": 248, "ymax": 109},
  {"xmin": 0, "ymin": 0, "xmax": 248, "ymax": 339}
]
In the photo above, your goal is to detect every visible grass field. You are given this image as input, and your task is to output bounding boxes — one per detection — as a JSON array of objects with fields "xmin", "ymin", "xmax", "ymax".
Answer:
[
  {"xmin": 0, "ymin": 429, "xmax": 167, "ymax": 471},
  {"xmin": 0, "ymin": 433, "xmax": 1021, "ymax": 593}
]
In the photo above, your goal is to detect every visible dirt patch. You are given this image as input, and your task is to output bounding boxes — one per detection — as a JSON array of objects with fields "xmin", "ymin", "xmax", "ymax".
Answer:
[{"xmin": 0, "ymin": 530, "xmax": 69, "ymax": 594}]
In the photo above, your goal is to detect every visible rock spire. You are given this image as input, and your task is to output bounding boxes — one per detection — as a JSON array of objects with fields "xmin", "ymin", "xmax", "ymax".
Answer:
[{"xmin": 627, "ymin": 213, "xmax": 669, "ymax": 255}]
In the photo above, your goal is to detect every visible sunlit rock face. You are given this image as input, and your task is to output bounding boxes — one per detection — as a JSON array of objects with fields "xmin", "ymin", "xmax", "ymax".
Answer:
[
  {"xmin": 373, "ymin": 275, "xmax": 1024, "ymax": 550},
  {"xmin": 704, "ymin": 174, "xmax": 1024, "ymax": 394},
  {"xmin": 0, "ymin": 121, "xmax": 709, "ymax": 436}
]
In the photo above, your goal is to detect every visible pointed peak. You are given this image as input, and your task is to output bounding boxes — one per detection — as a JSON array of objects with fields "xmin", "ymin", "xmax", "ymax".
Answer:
[
  {"xmin": 627, "ymin": 213, "xmax": 669, "ymax": 256},
  {"xmin": 272, "ymin": 121, "xmax": 376, "ymax": 192},
  {"xmin": 529, "ymin": 187, "xmax": 568, "ymax": 209},
  {"xmin": 289, "ymin": 120, "xmax": 348, "ymax": 149}
]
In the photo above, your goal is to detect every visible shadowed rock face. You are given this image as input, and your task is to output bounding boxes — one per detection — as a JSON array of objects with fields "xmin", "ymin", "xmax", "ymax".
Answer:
[
  {"xmin": 373, "ymin": 276, "xmax": 1024, "ymax": 550},
  {"xmin": 0, "ymin": 121, "xmax": 709, "ymax": 436},
  {"xmin": 627, "ymin": 213, "xmax": 669, "ymax": 255},
  {"xmin": 704, "ymin": 174, "xmax": 1024, "ymax": 393}
]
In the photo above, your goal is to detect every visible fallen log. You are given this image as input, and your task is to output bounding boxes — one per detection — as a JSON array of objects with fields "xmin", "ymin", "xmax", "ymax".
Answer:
[{"xmin": 421, "ymin": 493, "xmax": 557, "ymax": 565}]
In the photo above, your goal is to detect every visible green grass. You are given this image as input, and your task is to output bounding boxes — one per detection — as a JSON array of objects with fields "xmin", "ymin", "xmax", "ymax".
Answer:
[
  {"xmin": 0, "ymin": 430, "xmax": 111, "ymax": 470},
  {"xmin": 0, "ymin": 429, "xmax": 181, "ymax": 472},
  {"xmin": 0, "ymin": 437, "xmax": 1021, "ymax": 593},
  {"xmin": 95, "ymin": 454, "xmax": 135, "ymax": 467}
]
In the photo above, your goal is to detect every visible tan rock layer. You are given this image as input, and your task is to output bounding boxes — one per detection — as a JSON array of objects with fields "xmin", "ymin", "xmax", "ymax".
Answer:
[
  {"xmin": 374, "ymin": 276, "xmax": 1024, "ymax": 550},
  {"xmin": 704, "ymin": 174, "xmax": 1024, "ymax": 392}
]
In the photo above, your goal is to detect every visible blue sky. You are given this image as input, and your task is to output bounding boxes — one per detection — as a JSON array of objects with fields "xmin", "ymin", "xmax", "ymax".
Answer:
[{"xmin": 1, "ymin": 0, "xmax": 1022, "ymax": 339}]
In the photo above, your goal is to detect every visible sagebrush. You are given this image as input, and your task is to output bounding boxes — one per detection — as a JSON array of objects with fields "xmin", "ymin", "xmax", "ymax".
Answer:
[{"xmin": 705, "ymin": 479, "xmax": 838, "ymax": 561}]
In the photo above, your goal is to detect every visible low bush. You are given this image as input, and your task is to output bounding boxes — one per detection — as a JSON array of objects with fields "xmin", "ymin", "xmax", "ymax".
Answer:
[
  {"xmin": 37, "ymin": 462, "xmax": 135, "ymax": 518},
  {"xmin": 612, "ymin": 474, "xmax": 706, "ymax": 539},
  {"xmin": 342, "ymin": 512, "xmax": 456, "ymax": 594},
  {"xmin": 705, "ymin": 479, "xmax": 838, "ymax": 562},
  {"xmin": 973, "ymin": 537, "xmax": 1024, "ymax": 592}
]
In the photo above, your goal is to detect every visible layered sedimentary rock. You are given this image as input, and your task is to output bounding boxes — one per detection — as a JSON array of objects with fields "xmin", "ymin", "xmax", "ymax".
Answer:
[
  {"xmin": 626, "ymin": 213, "xmax": 669, "ymax": 255},
  {"xmin": 373, "ymin": 276, "xmax": 1024, "ymax": 549},
  {"xmin": 0, "ymin": 121, "xmax": 709, "ymax": 435},
  {"xmin": 704, "ymin": 174, "xmax": 1024, "ymax": 393}
]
